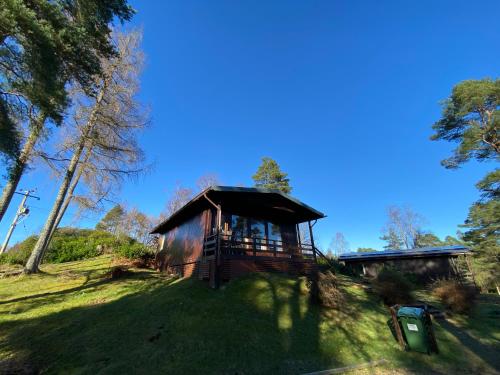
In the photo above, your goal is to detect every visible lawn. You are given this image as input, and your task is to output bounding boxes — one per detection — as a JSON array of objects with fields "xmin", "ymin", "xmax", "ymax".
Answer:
[{"xmin": 0, "ymin": 256, "xmax": 498, "ymax": 374}]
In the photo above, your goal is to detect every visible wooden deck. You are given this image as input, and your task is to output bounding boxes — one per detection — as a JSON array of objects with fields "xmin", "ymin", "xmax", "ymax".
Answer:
[{"xmin": 199, "ymin": 234, "xmax": 330, "ymax": 287}]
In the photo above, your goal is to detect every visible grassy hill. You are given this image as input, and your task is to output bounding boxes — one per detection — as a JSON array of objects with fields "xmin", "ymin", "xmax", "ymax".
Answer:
[{"xmin": 0, "ymin": 256, "xmax": 498, "ymax": 374}]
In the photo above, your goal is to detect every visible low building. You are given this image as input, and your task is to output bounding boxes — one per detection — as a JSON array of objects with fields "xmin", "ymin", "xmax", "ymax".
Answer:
[
  {"xmin": 339, "ymin": 246, "xmax": 472, "ymax": 281},
  {"xmin": 150, "ymin": 186, "xmax": 327, "ymax": 287}
]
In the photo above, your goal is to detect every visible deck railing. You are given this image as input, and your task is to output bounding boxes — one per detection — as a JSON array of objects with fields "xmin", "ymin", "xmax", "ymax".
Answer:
[{"xmin": 202, "ymin": 233, "xmax": 316, "ymax": 260}]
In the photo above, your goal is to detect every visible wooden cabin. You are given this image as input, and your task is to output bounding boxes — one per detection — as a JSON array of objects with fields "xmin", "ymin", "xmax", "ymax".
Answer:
[
  {"xmin": 339, "ymin": 246, "xmax": 472, "ymax": 282},
  {"xmin": 150, "ymin": 186, "xmax": 326, "ymax": 288}
]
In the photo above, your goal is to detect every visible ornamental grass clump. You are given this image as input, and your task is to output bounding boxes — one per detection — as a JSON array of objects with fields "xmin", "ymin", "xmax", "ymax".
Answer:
[
  {"xmin": 432, "ymin": 279, "xmax": 477, "ymax": 314},
  {"xmin": 315, "ymin": 271, "xmax": 345, "ymax": 308}
]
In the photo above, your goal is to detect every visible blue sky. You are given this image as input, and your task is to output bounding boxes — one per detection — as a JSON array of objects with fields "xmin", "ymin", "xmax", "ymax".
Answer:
[{"xmin": 1, "ymin": 0, "xmax": 499, "ymax": 251}]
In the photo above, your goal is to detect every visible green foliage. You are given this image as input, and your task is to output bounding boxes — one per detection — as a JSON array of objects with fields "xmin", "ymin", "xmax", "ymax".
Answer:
[
  {"xmin": 372, "ymin": 267, "xmax": 414, "ymax": 305},
  {"xmin": 252, "ymin": 157, "xmax": 292, "ymax": 194},
  {"xmin": 0, "ymin": 100, "xmax": 20, "ymax": 164},
  {"xmin": 380, "ymin": 231, "xmax": 403, "ymax": 250},
  {"xmin": 443, "ymin": 235, "xmax": 464, "ymax": 245},
  {"xmin": 0, "ymin": 235, "xmax": 37, "ymax": 265},
  {"xmin": 1, "ymin": 227, "xmax": 153, "ymax": 265},
  {"xmin": 356, "ymin": 247, "xmax": 377, "ymax": 253},
  {"xmin": 431, "ymin": 78, "xmax": 499, "ymax": 169},
  {"xmin": 462, "ymin": 171, "xmax": 500, "ymax": 291},
  {"xmin": 0, "ymin": 0, "xmax": 134, "ymax": 159},
  {"xmin": 414, "ymin": 231, "xmax": 443, "ymax": 248},
  {"xmin": 44, "ymin": 228, "xmax": 121, "ymax": 263},
  {"xmin": 95, "ymin": 204, "xmax": 126, "ymax": 234},
  {"xmin": 115, "ymin": 238, "xmax": 150, "ymax": 260},
  {"xmin": 431, "ymin": 79, "xmax": 498, "ymax": 291}
]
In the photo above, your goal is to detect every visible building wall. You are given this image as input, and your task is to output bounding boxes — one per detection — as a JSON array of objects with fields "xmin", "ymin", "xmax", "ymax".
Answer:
[
  {"xmin": 351, "ymin": 256, "xmax": 457, "ymax": 281},
  {"xmin": 156, "ymin": 210, "xmax": 210, "ymax": 277}
]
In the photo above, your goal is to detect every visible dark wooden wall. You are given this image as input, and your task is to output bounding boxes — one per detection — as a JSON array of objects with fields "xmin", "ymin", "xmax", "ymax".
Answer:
[
  {"xmin": 156, "ymin": 210, "xmax": 210, "ymax": 277},
  {"xmin": 349, "ymin": 256, "xmax": 458, "ymax": 281}
]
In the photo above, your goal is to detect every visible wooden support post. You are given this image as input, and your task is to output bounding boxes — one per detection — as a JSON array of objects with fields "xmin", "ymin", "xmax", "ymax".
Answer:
[
  {"xmin": 297, "ymin": 224, "xmax": 302, "ymax": 255},
  {"xmin": 308, "ymin": 221, "xmax": 317, "ymax": 262},
  {"xmin": 214, "ymin": 205, "xmax": 222, "ymax": 288},
  {"xmin": 389, "ymin": 305, "xmax": 406, "ymax": 350}
]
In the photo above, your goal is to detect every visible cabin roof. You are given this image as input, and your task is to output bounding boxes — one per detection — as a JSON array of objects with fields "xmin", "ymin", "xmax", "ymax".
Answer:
[
  {"xmin": 339, "ymin": 245, "xmax": 470, "ymax": 262},
  {"xmin": 150, "ymin": 185, "xmax": 325, "ymax": 234}
]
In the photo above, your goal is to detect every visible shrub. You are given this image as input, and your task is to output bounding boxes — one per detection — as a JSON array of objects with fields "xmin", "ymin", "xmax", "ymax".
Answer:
[
  {"xmin": 432, "ymin": 279, "xmax": 477, "ymax": 314},
  {"xmin": 0, "ymin": 235, "xmax": 37, "ymax": 265},
  {"xmin": 44, "ymin": 229, "xmax": 121, "ymax": 263},
  {"xmin": 114, "ymin": 238, "xmax": 154, "ymax": 264},
  {"xmin": 372, "ymin": 267, "xmax": 414, "ymax": 305},
  {"xmin": 1, "ymin": 228, "xmax": 154, "ymax": 266},
  {"xmin": 316, "ymin": 270, "xmax": 345, "ymax": 308},
  {"xmin": 309, "ymin": 271, "xmax": 344, "ymax": 307},
  {"xmin": 108, "ymin": 266, "xmax": 132, "ymax": 279}
]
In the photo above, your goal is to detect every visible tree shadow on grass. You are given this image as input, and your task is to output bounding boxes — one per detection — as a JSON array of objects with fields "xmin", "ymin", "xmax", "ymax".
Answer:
[
  {"xmin": 437, "ymin": 319, "xmax": 500, "ymax": 372},
  {"xmin": 0, "ymin": 272, "xmax": 332, "ymax": 374},
  {"xmin": 2, "ymin": 270, "xmax": 493, "ymax": 374},
  {"xmin": 0, "ymin": 270, "xmax": 156, "ymax": 309}
]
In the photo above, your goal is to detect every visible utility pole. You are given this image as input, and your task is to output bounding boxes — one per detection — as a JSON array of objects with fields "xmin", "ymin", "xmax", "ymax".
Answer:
[{"xmin": 0, "ymin": 190, "xmax": 40, "ymax": 254}]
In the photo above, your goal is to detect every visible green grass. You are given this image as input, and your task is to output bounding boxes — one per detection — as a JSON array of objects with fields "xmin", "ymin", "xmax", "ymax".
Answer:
[{"xmin": 0, "ymin": 256, "xmax": 499, "ymax": 374}]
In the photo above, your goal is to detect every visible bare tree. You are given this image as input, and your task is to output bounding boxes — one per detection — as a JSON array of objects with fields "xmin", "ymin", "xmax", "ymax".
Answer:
[
  {"xmin": 196, "ymin": 173, "xmax": 220, "ymax": 191},
  {"xmin": 123, "ymin": 207, "xmax": 153, "ymax": 244},
  {"xmin": 25, "ymin": 30, "xmax": 147, "ymax": 273},
  {"xmin": 380, "ymin": 205, "xmax": 424, "ymax": 250},
  {"xmin": 328, "ymin": 232, "xmax": 350, "ymax": 257},
  {"xmin": 161, "ymin": 184, "xmax": 193, "ymax": 220}
]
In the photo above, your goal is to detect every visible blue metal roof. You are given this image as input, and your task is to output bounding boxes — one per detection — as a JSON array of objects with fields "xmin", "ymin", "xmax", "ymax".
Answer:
[{"xmin": 339, "ymin": 245, "xmax": 470, "ymax": 261}]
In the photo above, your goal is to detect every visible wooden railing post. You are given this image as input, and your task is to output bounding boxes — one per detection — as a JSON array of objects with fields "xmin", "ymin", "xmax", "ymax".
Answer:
[
  {"xmin": 214, "ymin": 205, "xmax": 222, "ymax": 288},
  {"xmin": 308, "ymin": 221, "xmax": 317, "ymax": 262}
]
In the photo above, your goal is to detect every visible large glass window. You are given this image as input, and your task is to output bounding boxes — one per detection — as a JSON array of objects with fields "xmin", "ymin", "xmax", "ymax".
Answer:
[
  {"xmin": 250, "ymin": 219, "xmax": 267, "ymax": 250},
  {"xmin": 226, "ymin": 214, "xmax": 289, "ymax": 252},
  {"xmin": 268, "ymin": 222, "xmax": 282, "ymax": 242},
  {"xmin": 250, "ymin": 219, "xmax": 266, "ymax": 238},
  {"xmin": 231, "ymin": 215, "xmax": 248, "ymax": 239}
]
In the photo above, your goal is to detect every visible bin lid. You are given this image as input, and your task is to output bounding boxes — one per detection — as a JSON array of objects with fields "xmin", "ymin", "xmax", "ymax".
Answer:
[{"xmin": 397, "ymin": 306, "xmax": 425, "ymax": 319}]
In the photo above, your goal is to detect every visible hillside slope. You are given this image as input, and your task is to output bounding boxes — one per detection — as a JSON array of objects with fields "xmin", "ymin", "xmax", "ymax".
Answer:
[{"xmin": 0, "ymin": 256, "xmax": 498, "ymax": 374}]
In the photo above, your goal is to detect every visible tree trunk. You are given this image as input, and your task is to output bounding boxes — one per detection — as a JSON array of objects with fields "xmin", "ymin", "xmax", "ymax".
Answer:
[
  {"xmin": 45, "ymin": 148, "xmax": 91, "ymax": 247},
  {"xmin": 24, "ymin": 136, "xmax": 88, "ymax": 273},
  {"xmin": 25, "ymin": 89, "xmax": 105, "ymax": 273},
  {"xmin": 0, "ymin": 116, "xmax": 44, "ymax": 223}
]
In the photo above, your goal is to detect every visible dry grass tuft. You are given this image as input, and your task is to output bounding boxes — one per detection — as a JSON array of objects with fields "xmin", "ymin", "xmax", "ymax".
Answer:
[
  {"xmin": 316, "ymin": 270, "xmax": 345, "ymax": 308},
  {"xmin": 432, "ymin": 279, "xmax": 477, "ymax": 314}
]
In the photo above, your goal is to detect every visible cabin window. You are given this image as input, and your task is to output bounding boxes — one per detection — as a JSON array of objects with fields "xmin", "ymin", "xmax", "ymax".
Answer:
[
  {"xmin": 225, "ymin": 214, "xmax": 289, "ymax": 252},
  {"xmin": 268, "ymin": 222, "xmax": 282, "ymax": 243},
  {"xmin": 250, "ymin": 219, "xmax": 267, "ymax": 250},
  {"xmin": 250, "ymin": 219, "xmax": 266, "ymax": 238},
  {"xmin": 231, "ymin": 215, "xmax": 248, "ymax": 239}
]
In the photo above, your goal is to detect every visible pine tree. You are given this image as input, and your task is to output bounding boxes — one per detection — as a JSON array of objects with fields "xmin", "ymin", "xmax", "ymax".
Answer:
[
  {"xmin": 0, "ymin": 0, "xmax": 134, "ymax": 223},
  {"xmin": 252, "ymin": 157, "xmax": 292, "ymax": 194},
  {"xmin": 96, "ymin": 205, "xmax": 126, "ymax": 235},
  {"xmin": 462, "ymin": 170, "xmax": 499, "ymax": 292},
  {"xmin": 431, "ymin": 79, "xmax": 499, "ymax": 292}
]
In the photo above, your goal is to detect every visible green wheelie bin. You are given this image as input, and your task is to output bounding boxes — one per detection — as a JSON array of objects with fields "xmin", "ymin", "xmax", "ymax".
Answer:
[{"xmin": 397, "ymin": 306, "xmax": 434, "ymax": 354}]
